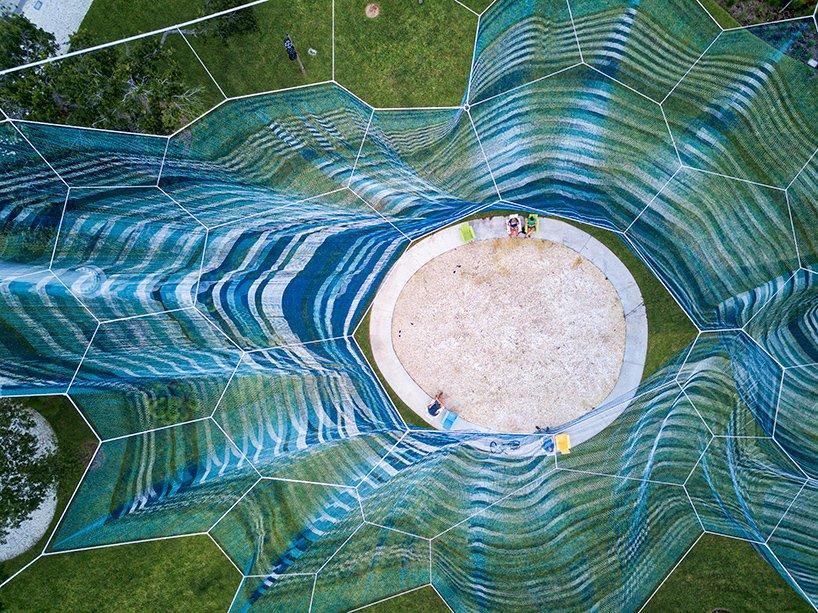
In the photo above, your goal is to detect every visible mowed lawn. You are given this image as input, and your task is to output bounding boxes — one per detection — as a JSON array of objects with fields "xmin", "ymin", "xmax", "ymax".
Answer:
[
  {"xmin": 77, "ymin": 0, "xmax": 478, "ymax": 106},
  {"xmin": 643, "ymin": 533, "xmax": 812, "ymax": 612},
  {"xmin": 334, "ymin": 0, "xmax": 476, "ymax": 107},
  {"xmin": 0, "ymin": 536, "xmax": 240, "ymax": 612}
]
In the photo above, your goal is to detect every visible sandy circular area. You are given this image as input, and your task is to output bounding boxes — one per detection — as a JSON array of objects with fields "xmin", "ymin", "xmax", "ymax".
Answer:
[
  {"xmin": 365, "ymin": 3, "xmax": 380, "ymax": 18},
  {"xmin": 392, "ymin": 238, "xmax": 626, "ymax": 433}
]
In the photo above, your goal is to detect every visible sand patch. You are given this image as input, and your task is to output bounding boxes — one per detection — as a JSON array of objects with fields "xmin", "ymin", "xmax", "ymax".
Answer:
[{"xmin": 392, "ymin": 237, "xmax": 626, "ymax": 432}]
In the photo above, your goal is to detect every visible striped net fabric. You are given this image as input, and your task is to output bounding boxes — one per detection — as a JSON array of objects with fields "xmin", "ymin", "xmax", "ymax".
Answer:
[{"xmin": 0, "ymin": 0, "xmax": 817, "ymax": 610}]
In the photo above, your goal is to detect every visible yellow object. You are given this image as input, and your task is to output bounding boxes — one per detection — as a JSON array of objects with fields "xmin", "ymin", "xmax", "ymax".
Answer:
[
  {"xmin": 555, "ymin": 433, "xmax": 571, "ymax": 454},
  {"xmin": 459, "ymin": 222, "xmax": 476, "ymax": 243},
  {"xmin": 527, "ymin": 213, "xmax": 539, "ymax": 233}
]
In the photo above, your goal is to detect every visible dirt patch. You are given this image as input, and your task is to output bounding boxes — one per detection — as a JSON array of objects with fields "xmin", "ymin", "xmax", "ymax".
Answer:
[{"xmin": 392, "ymin": 238, "xmax": 626, "ymax": 433}]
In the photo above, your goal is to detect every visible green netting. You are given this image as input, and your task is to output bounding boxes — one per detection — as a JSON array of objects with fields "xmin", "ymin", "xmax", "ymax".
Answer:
[
  {"xmin": 570, "ymin": 0, "xmax": 721, "ymax": 102},
  {"xmin": 14, "ymin": 122, "xmax": 168, "ymax": 187},
  {"xmin": 0, "ymin": 1, "xmax": 817, "ymax": 610},
  {"xmin": 469, "ymin": 64, "xmax": 680, "ymax": 231},
  {"xmin": 50, "ymin": 187, "xmax": 205, "ymax": 321},
  {"xmin": 68, "ymin": 308, "xmax": 241, "ymax": 439},
  {"xmin": 48, "ymin": 419, "xmax": 258, "ymax": 551},
  {"xmin": 663, "ymin": 22, "xmax": 818, "ymax": 186},
  {"xmin": 0, "ymin": 122, "xmax": 67, "ymax": 269},
  {"xmin": 685, "ymin": 435, "xmax": 805, "ymax": 542},
  {"xmin": 211, "ymin": 479, "xmax": 362, "ymax": 576}
]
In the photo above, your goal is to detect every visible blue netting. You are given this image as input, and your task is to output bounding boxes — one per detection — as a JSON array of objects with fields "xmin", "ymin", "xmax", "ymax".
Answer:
[{"xmin": 1, "ymin": 1, "xmax": 817, "ymax": 610}]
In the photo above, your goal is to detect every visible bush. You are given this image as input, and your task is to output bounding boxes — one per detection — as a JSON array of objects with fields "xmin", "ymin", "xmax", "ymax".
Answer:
[
  {"xmin": 0, "ymin": 400, "xmax": 58, "ymax": 544},
  {"xmin": 0, "ymin": 18, "xmax": 206, "ymax": 134},
  {"xmin": 0, "ymin": 13, "xmax": 57, "ymax": 71}
]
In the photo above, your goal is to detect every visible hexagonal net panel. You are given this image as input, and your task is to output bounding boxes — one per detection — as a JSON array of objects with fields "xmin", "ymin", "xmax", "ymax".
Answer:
[{"xmin": 0, "ymin": 0, "xmax": 817, "ymax": 610}]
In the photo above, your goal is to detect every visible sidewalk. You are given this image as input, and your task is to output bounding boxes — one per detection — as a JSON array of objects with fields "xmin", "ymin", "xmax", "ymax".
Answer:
[{"xmin": 18, "ymin": 0, "xmax": 94, "ymax": 51}]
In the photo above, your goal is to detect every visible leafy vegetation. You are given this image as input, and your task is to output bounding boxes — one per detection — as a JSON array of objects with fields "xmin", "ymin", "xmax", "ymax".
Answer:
[
  {"xmin": 0, "ymin": 396, "xmax": 96, "ymax": 583},
  {"xmin": 0, "ymin": 401, "xmax": 59, "ymax": 544},
  {"xmin": 714, "ymin": 0, "xmax": 815, "ymax": 25},
  {"xmin": 643, "ymin": 533, "xmax": 812, "ymax": 612},
  {"xmin": 0, "ymin": 22, "xmax": 222, "ymax": 134},
  {"xmin": 0, "ymin": 13, "xmax": 57, "ymax": 71},
  {"xmin": 0, "ymin": 535, "xmax": 240, "ymax": 612},
  {"xmin": 198, "ymin": 0, "xmax": 259, "ymax": 39}
]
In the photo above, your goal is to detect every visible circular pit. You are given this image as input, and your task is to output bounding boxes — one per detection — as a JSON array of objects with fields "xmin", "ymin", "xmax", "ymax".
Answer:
[{"xmin": 368, "ymin": 216, "xmax": 647, "ymax": 438}]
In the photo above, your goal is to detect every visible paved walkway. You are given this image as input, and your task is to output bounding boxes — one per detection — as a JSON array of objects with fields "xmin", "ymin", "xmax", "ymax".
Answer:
[
  {"xmin": 369, "ymin": 215, "xmax": 648, "ymax": 445},
  {"xmin": 19, "ymin": 0, "xmax": 94, "ymax": 51}
]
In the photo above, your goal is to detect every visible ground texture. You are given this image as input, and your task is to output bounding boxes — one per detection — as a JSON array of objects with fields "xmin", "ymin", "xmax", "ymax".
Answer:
[{"xmin": 393, "ymin": 238, "xmax": 625, "ymax": 432}]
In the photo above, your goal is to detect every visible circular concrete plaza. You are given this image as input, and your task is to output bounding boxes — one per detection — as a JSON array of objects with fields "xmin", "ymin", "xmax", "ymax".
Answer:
[{"xmin": 369, "ymin": 216, "xmax": 648, "ymax": 435}]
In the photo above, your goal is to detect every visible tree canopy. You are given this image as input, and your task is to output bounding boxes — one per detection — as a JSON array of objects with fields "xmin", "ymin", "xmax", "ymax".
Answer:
[
  {"xmin": 0, "ymin": 18, "xmax": 206, "ymax": 134},
  {"xmin": 199, "ymin": 0, "xmax": 259, "ymax": 39},
  {"xmin": 0, "ymin": 401, "xmax": 58, "ymax": 544},
  {"xmin": 0, "ymin": 13, "xmax": 58, "ymax": 71}
]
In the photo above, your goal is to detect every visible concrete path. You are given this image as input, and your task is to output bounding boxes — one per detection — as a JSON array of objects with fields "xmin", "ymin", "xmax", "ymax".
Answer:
[
  {"xmin": 369, "ymin": 215, "xmax": 648, "ymax": 445},
  {"xmin": 19, "ymin": 0, "xmax": 94, "ymax": 51}
]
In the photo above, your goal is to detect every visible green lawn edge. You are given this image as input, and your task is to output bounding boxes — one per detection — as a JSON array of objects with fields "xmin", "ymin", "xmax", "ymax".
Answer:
[
  {"xmin": 643, "ymin": 533, "xmax": 812, "ymax": 612},
  {"xmin": 0, "ymin": 535, "xmax": 240, "ymax": 612}
]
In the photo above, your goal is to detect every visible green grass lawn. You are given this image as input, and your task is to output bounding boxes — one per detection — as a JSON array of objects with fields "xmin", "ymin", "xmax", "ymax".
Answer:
[
  {"xmin": 334, "ymin": 0, "xmax": 476, "ymax": 107},
  {"xmin": 643, "ymin": 533, "xmax": 812, "ymax": 612},
  {"xmin": 0, "ymin": 535, "xmax": 240, "ymax": 612},
  {"xmin": 78, "ymin": 0, "xmax": 477, "ymax": 106},
  {"xmin": 0, "ymin": 395, "xmax": 97, "ymax": 583},
  {"xmin": 458, "ymin": 0, "xmax": 496, "ymax": 13},
  {"xmin": 362, "ymin": 585, "xmax": 449, "ymax": 611},
  {"xmin": 185, "ymin": 0, "xmax": 332, "ymax": 97}
]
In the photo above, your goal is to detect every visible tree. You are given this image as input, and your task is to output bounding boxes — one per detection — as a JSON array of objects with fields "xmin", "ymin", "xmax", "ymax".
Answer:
[
  {"xmin": 0, "ymin": 22, "xmax": 207, "ymax": 134},
  {"xmin": 0, "ymin": 401, "xmax": 58, "ymax": 544},
  {"xmin": 0, "ymin": 13, "xmax": 57, "ymax": 71},
  {"xmin": 199, "ymin": 0, "xmax": 259, "ymax": 39}
]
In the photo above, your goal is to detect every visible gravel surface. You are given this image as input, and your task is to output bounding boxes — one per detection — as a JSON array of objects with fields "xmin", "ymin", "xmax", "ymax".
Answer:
[
  {"xmin": 0, "ymin": 409, "xmax": 57, "ymax": 562},
  {"xmin": 392, "ymin": 237, "xmax": 626, "ymax": 433}
]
